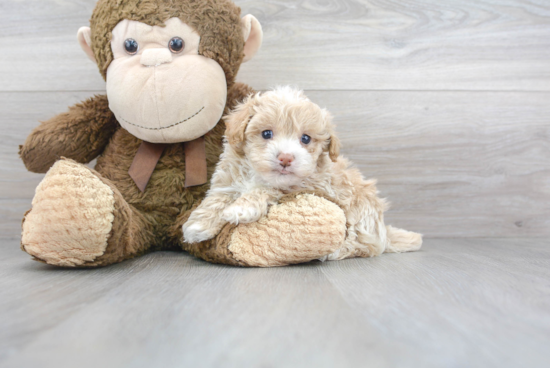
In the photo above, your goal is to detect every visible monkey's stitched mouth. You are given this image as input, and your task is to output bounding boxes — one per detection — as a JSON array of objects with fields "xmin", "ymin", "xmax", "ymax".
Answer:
[{"xmin": 119, "ymin": 106, "xmax": 205, "ymax": 130}]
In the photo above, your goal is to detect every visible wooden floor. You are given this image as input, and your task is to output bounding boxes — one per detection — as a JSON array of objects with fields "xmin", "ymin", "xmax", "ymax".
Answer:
[
  {"xmin": 1, "ymin": 0, "xmax": 550, "ymax": 367},
  {"xmin": 1, "ymin": 238, "xmax": 549, "ymax": 368}
]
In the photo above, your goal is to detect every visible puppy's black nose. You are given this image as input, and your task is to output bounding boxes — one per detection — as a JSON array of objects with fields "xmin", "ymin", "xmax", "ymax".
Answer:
[{"xmin": 278, "ymin": 153, "xmax": 294, "ymax": 168}]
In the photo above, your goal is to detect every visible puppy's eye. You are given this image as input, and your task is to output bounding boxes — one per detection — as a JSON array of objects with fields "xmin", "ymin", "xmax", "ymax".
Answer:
[
  {"xmin": 262, "ymin": 130, "xmax": 273, "ymax": 139},
  {"xmin": 169, "ymin": 37, "xmax": 185, "ymax": 53},
  {"xmin": 124, "ymin": 39, "xmax": 139, "ymax": 55},
  {"xmin": 301, "ymin": 134, "xmax": 311, "ymax": 144}
]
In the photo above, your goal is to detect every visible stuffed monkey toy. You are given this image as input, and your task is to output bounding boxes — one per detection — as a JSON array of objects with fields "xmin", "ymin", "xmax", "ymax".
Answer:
[{"xmin": 19, "ymin": 0, "xmax": 347, "ymax": 267}]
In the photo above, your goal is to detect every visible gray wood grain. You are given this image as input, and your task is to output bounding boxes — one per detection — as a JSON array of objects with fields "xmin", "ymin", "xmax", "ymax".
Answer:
[
  {"xmin": 1, "ymin": 238, "xmax": 549, "ymax": 368},
  {"xmin": 1, "ymin": 0, "xmax": 550, "ymax": 92},
  {"xmin": 2, "ymin": 90, "xmax": 549, "ymax": 238},
  {"xmin": 319, "ymin": 238, "xmax": 550, "ymax": 368}
]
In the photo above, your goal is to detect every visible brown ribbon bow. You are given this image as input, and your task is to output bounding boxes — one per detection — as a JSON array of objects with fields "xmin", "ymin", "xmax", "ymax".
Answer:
[{"xmin": 128, "ymin": 137, "xmax": 207, "ymax": 192}]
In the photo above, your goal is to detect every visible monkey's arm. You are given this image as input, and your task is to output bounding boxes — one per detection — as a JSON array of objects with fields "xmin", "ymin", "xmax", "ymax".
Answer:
[{"xmin": 19, "ymin": 94, "xmax": 118, "ymax": 173}]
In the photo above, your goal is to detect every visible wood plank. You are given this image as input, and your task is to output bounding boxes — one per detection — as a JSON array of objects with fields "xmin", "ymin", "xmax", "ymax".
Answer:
[
  {"xmin": 0, "ymin": 240, "xmax": 153, "ymax": 363},
  {"xmin": 1, "ymin": 238, "xmax": 549, "ymax": 367},
  {"xmin": 2, "ymin": 90, "xmax": 549, "ymax": 238},
  {"xmin": 320, "ymin": 238, "xmax": 550, "ymax": 368},
  {"xmin": 0, "ymin": 239, "xmax": 415, "ymax": 367},
  {"xmin": 1, "ymin": 0, "xmax": 549, "ymax": 92}
]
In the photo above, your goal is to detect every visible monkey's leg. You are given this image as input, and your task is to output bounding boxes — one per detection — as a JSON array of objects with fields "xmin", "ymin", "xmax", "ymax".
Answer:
[
  {"xmin": 173, "ymin": 192, "xmax": 347, "ymax": 267},
  {"xmin": 21, "ymin": 159, "xmax": 154, "ymax": 267}
]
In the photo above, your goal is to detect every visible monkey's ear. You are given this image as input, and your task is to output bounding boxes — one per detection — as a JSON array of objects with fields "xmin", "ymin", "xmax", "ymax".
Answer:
[
  {"xmin": 224, "ymin": 94, "xmax": 258, "ymax": 154},
  {"xmin": 241, "ymin": 15, "xmax": 263, "ymax": 63},
  {"xmin": 77, "ymin": 27, "xmax": 96, "ymax": 63}
]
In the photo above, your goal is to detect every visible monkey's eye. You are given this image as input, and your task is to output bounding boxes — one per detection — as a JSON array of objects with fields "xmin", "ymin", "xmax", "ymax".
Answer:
[
  {"xmin": 301, "ymin": 134, "xmax": 311, "ymax": 144},
  {"xmin": 124, "ymin": 39, "xmax": 139, "ymax": 55},
  {"xmin": 262, "ymin": 130, "xmax": 273, "ymax": 140},
  {"xmin": 169, "ymin": 37, "xmax": 185, "ymax": 53}
]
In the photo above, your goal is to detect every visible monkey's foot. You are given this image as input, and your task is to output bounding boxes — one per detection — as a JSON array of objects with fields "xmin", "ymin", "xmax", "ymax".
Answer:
[
  {"xmin": 21, "ymin": 159, "xmax": 116, "ymax": 267},
  {"xmin": 184, "ymin": 192, "xmax": 347, "ymax": 267}
]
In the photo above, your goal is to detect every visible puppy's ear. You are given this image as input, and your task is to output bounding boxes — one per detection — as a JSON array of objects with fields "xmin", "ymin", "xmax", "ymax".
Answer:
[
  {"xmin": 328, "ymin": 134, "xmax": 341, "ymax": 162},
  {"xmin": 321, "ymin": 110, "xmax": 340, "ymax": 162},
  {"xmin": 224, "ymin": 94, "xmax": 258, "ymax": 154}
]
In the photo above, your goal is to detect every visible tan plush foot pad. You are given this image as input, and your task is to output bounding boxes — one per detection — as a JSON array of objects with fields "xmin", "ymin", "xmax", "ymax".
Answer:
[
  {"xmin": 228, "ymin": 193, "xmax": 347, "ymax": 267},
  {"xmin": 21, "ymin": 159, "xmax": 115, "ymax": 267}
]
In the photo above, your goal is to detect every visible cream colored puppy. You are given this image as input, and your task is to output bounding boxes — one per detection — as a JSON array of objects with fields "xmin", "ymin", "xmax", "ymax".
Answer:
[{"xmin": 183, "ymin": 87, "xmax": 422, "ymax": 260}]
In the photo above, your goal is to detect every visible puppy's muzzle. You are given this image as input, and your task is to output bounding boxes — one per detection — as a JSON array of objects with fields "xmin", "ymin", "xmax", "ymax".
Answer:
[{"xmin": 278, "ymin": 153, "xmax": 294, "ymax": 168}]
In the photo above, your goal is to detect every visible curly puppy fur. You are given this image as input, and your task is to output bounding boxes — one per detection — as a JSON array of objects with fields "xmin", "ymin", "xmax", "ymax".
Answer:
[{"xmin": 184, "ymin": 87, "xmax": 422, "ymax": 260}]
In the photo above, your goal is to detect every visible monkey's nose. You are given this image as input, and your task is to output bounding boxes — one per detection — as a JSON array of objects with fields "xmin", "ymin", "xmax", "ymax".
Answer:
[
  {"xmin": 278, "ymin": 153, "xmax": 294, "ymax": 168},
  {"xmin": 140, "ymin": 48, "xmax": 173, "ymax": 67}
]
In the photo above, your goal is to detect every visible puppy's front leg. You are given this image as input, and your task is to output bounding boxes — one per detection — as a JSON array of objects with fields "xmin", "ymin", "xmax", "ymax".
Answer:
[
  {"xmin": 222, "ymin": 188, "xmax": 282, "ymax": 225},
  {"xmin": 183, "ymin": 194, "xmax": 235, "ymax": 244}
]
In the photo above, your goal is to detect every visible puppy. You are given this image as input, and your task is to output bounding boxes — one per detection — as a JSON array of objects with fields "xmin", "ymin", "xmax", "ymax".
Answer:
[{"xmin": 183, "ymin": 87, "xmax": 422, "ymax": 260}]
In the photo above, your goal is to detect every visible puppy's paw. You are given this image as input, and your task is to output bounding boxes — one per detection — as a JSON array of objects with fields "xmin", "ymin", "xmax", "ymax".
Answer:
[
  {"xmin": 222, "ymin": 204, "xmax": 264, "ymax": 225},
  {"xmin": 183, "ymin": 221, "xmax": 218, "ymax": 244}
]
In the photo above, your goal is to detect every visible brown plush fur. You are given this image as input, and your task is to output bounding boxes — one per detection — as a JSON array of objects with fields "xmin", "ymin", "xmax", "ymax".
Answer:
[
  {"xmin": 90, "ymin": 0, "xmax": 245, "ymax": 86},
  {"xmin": 19, "ymin": 95, "xmax": 118, "ymax": 173}
]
